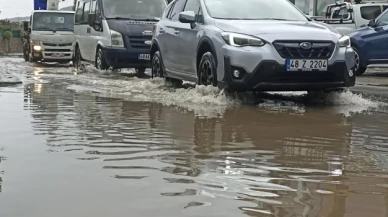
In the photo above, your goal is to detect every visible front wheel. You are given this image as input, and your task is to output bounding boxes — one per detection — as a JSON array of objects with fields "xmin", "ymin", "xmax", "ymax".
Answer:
[
  {"xmin": 135, "ymin": 67, "xmax": 147, "ymax": 77},
  {"xmin": 73, "ymin": 46, "xmax": 82, "ymax": 70},
  {"xmin": 96, "ymin": 48, "xmax": 108, "ymax": 70},
  {"xmin": 353, "ymin": 46, "xmax": 367, "ymax": 76},
  {"xmin": 198, "ymin": 52, "xmax": 217, "ymax": 86}
]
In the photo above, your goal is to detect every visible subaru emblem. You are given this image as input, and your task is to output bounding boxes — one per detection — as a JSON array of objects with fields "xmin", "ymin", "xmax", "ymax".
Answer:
[{"xmin": 300, "ymin": 42, "xmax": 312, "ymax": 49}]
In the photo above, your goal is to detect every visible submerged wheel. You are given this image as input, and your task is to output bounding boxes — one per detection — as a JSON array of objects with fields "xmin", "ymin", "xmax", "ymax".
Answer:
[
  {"xmin": 353, "ymin": 46, "xmax": 367, "ymax": 76},
  {"xmin": 198, "ymin": 52, "xmax": 217, "ymax": 86},
  {"xmin": 135, "ymin": 67, "xmax": 146, "ymax": 77},
  {"xmin": 73, "ymin": 46, "xmax": 82, "ymax": 70},
  {"xmin": 152, "ymin": 51, "xmax": 164, "ymax": 78},
  {"xmin": 96, "ymin": 48, "xmax": 108, "ymax": 70}
]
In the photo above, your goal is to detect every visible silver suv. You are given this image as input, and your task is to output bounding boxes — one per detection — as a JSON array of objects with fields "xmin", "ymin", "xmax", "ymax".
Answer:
[{"xmin": 151, "ymin": 0, "xmax": 356, "ymax": 92}]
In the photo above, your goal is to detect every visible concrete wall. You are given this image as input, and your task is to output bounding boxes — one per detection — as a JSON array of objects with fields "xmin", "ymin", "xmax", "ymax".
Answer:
[{"xmin": 0, "ymin": 37, "xmax": 23, "ymax": 54}]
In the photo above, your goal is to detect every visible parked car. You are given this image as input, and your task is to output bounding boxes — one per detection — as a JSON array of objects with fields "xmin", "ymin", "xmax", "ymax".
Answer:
[
  {"xmin": 73, "ymin": 0, "xmax": 167, "ymax": 75},
  {"xmin": 349, "ymin": 8, "xmax": 388, "ymax": 76},
  {"xmin": 312, "ymin": 1, "xmax": 388, "ymax": 35},
  {"xmin": 151, "ymin": 0, "xmax": 356, "ymax": 92}
]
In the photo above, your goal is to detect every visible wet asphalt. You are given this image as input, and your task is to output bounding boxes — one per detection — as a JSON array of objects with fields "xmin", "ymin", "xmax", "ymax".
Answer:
[{"xmin": 1, "ymin": 57, "xmax": 388, "ymax": 217}]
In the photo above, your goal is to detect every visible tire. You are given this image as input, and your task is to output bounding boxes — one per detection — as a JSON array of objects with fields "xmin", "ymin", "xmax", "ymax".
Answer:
[
  {"xmin": 96, "ymin": 48, "xmax": 108, "ymax": 70},
  {"xmin": 353, "ymin": 46, "xmax": 367, "ymax": 76},
  {"xmin": 152, "ymin": 51, "xmax": 164, "ymax": 78},
  {"xmin": 135, "ymin": 67, "xmax": 146, "ymax": 77},
  {"xmin": 198, "ymin": 52, "xmax": 217, "ymax": 86},
  {"xmin": 73, "ymin": 46, "xmax": 82, "ymax": 70}
]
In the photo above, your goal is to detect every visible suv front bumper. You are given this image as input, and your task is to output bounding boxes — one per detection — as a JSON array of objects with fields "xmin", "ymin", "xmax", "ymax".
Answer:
[{"xmin": 217, "ymin": 44, "xmax": 355, "ymax": 91}]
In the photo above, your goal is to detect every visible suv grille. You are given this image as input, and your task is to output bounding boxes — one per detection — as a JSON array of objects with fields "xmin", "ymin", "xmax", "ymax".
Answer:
[
  {"xmin": 273, "ymin": 41, "xmax": 335, "ymax": 59},
  {"xmin": 128, "ymin": 36, "xmax": 151, "ymax": 49}
]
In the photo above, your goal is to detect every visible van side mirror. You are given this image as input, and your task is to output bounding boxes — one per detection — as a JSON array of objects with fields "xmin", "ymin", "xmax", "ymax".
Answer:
[
  {"xmin": 179, "ymin": 11, "xmax": 196, "ymax": 23},
  {"xmin": 23, "ymin": 21, "xmax": 29, "ymax": 31},
  {"xmin": 368, "ymin": 19, "xmax": 376, "ymax": 27}
]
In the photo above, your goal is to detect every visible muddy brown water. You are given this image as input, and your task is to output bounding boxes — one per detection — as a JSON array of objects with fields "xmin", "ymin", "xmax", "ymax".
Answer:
[{"xmin": 1, "ymin": 58, "xmax": 388, "ymax": 217}]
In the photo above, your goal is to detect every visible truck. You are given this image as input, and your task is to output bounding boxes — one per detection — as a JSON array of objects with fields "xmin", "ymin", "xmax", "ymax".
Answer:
[
  {"xmin": 310, "ymin": 1, "xmax": 388, "ymax": 35},
  {"xmin": 22, "ymin": 0, "xmax": 76, "ymax": 64}
]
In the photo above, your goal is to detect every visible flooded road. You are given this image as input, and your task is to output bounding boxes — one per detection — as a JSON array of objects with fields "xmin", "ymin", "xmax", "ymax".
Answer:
[{"xmin": 1, "ymin": 58, "xmax": 388, "ymax": 217}]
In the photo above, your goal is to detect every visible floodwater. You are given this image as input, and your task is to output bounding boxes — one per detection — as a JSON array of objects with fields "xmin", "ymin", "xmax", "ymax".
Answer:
[{"xmin": 1, "ymin": 58, "xmax": 388, "ymax": 217}]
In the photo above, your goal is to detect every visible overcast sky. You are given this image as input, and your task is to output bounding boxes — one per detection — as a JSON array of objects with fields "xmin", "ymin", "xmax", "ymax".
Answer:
[{"xmin": 0, "ymin": 0, "xmax": 73, "ymax": 18}]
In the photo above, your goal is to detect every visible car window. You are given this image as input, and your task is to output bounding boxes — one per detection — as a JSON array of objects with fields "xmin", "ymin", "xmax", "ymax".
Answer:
[
  {"xmin": 184, "ymin": 0, "xmax": 200, "ymax": 14},
  {"xmin": 377, "ymin": 10, "xmax": 388, "ymax": 26},
  {"xmin": 83, "ymin": 1, "xmax": 90, "ymax": 23},
  {"xmin": 90, "ymin": 0, "xmax": 97, "ymax": 14},
  {"xmin": 75, "ymin": 1, "xmax": 84, "ymax": 24},
  {"xmin": 360, "ymin": 6, "xmax": 382, "ymax": 20},
  {"xmin": 102, "ymin": 0, "xmax": 167, "ymax": 20},
  {"xmin": 169, "ymin": 0, "xmax": 187, "ymax": 20},
  {"xmin": 331, "ymin": 7, "xmax": 350, "ymax": 20},
  {"xmin": 383, "ymin": 5, "xmax": 388, "ymax": 12},
  {"xmin": 164, "ymin": 2, "xmax": 175, "ymax": 18}
]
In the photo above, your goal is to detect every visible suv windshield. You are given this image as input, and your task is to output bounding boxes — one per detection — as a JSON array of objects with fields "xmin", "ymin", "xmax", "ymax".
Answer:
[
  {"xmin": 102, "ymin": 0, "xmax": 167, "ymax": 20},
  {"xmin": 32, "ymin": 12, "xmax": 74, "ymax": 31},
  {"xmin": 204, "ymin": 0, "xmax": 308, "ymax": 21}
]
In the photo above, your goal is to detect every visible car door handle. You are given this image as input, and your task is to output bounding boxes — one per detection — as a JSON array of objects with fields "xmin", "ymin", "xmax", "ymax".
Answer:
[{"xmin": 174, "ymin": 30, "xmax": 179, "ymax": 35}]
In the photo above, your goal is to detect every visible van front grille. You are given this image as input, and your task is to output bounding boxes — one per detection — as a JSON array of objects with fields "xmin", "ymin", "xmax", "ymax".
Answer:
[{"xmin": 128, "ymin": 36, "xmax": 151, "ymax": 49}]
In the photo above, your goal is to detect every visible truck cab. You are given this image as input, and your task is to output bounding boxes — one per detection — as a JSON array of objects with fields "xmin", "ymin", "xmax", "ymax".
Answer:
[
  {"xmin": 312, "ymin": 1, "xmax": 388, "ymax": 35},
  {"xmin": 24, "ymin": 10, "xmax": 75, "ymax": 63}
]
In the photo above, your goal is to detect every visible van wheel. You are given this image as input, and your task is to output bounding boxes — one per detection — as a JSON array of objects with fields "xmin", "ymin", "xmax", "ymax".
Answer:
[
  {"xmin": 96, "ymin": 48, "xmax": 108, "ymax": 70},
  {"xmin": 198, "ymin": 52, "xmax": 217, "ymax": 86},
  {"xmin": 353, "ymin": 46, "xmax": 367, "ymax": 76},
  {"xmin": 74, "ymin": 46, "xmax": 82, "ymax": 70},
  {"xmin": 135, "ymin": 67, "xmax": 146, "ymax": 77}
]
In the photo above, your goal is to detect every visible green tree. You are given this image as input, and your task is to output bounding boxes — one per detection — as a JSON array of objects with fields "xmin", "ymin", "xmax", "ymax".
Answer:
[{"xmin": 3, "ymin": 31, "xmax": 12, "ymax": 53}]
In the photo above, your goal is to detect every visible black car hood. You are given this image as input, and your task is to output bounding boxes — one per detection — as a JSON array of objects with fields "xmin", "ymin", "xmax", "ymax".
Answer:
[{"xmin": 106, "ymin": 20, "xmax": 156, "ymax": 36}]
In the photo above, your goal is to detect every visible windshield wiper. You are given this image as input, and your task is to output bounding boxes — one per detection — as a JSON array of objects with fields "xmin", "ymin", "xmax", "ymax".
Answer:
[
  {"xmin": 35, "ymin": 27, "xmax": 56, "ymax": 31},
  {"xmin": 131, "ymin": 18, "xmax": 160, "ymax": 22},
  {"xmin": 107, "ymin": 17, "xmax": 132, "ymax": 20}
]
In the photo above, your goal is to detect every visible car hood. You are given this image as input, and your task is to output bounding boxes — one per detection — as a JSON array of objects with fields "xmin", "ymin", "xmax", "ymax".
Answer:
[
  {"xmin": 31, "ymin": 31, "xmax": 75, "ymax": 44},
  {"xmin": 214, "ymin": 20, "xmax": 341, "ymax": 42}
]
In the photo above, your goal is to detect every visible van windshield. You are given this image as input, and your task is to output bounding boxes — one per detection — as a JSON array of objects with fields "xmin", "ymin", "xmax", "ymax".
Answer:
[
  {"xmin": 204, "ymin": 0, "xmax": 308, "ymax": 21},
  {"xmin": 32, "ymin": 12, "xmax": 74, "ymax": 31},
  {"xmin": 102, "ymin": 0, "xmax": 167, "ymax": 20}
]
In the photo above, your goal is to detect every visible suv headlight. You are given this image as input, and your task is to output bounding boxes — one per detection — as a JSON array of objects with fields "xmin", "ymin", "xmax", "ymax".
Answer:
[
  {"xmin": 338, "ymin": 35, "xmax": 351, "ymax": 47},
  {"xmin": 221, "ymin": 32, "xmax": 265, "ymax": 47},
  {"xmin": 110, "ymin": 30, "xmax": 124, "ymax": 48}
]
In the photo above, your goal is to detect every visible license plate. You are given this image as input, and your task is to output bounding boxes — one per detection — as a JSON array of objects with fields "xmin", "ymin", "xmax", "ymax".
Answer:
[
  {"xmin": 52, "ymin": 53, "xmax": 64, "ymax": 57},
  {"xmin": 138, "ymin": 54, "xmax": 150, "ymax": 60},
  {"xmin": 286, "ymin": 59, "xmax": 328, "ymax": 71}
]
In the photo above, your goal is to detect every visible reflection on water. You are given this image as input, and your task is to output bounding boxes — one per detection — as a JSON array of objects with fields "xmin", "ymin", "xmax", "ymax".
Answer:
[{"xmin": 1, "ymin": 59, "xmax": 388, "ymax": 217}]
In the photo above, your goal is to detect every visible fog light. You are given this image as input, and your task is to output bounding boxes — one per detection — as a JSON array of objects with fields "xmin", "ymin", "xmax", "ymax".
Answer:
[
  {"xmin": 233, "ymin": 69, "xmax": 241, "ymax": 78},
  {"xmin": 33, "ymin": 45, "xmax": 41, "ymax": 51},
  {"xmin": 349, "ymin": 70, "xmax": 353, "ymax": 77}
]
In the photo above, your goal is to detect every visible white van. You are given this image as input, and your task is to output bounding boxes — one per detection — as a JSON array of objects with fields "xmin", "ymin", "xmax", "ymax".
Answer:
[{"xmin": 73, "ymin": 0, "xmax": 167, "ymax": 75}]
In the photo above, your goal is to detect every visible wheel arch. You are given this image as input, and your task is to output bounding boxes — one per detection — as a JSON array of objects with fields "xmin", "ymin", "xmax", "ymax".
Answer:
[{"xmin": 196, "ymin": 37, "xmax": 218, "ymax": 73}]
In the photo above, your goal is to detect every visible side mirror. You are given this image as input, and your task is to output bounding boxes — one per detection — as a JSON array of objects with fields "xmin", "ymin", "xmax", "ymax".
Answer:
[
  {"xmin": 368, "ymin": 19, "xmax": 376, "ymax": 27},
  {"xmin": 179, "ymin": 11, "xmax": 196, "ymax": 23},
  {"xmin": 23, "ymin": 22, "xmax": 29, "ymax": 31}
]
